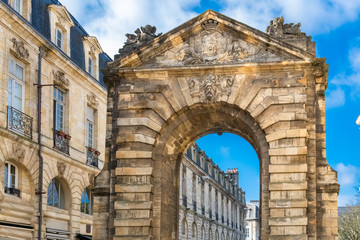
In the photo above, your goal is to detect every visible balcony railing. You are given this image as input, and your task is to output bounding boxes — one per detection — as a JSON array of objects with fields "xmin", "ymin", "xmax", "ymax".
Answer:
[
  {"xmin": 182, "ymin": 195, "xmax": 187, "ymax": 207},
  {"xmin": 4, "ymin": 187, "xmax": 20, "ymax": 197},
  {"xmin": 7, "ymin": 106, "xmax": 33, "ymax": 139},
  {"xmin": 54, "ymin": 130, "xmax": 70, "ymax": 154},
  {"xmin": 86, "ymin": 147, "xmax": 99, "ymax": 167},
  {"xmin": 192, "ymin": 201, "xmax": 197, "ymax": 212}
]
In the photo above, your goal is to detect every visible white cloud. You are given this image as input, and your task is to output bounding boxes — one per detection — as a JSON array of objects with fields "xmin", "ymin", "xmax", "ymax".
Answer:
[
  {"xmin": 336, "ymin": 163, "xmax": 360, "ymax": 186},
  {"xmin": 325, "ymin": 87, "xmax": 345, "ymax": 109},
  {"xmin": 219, "ymin": 146, "xmax": 230, "ymax": 158},
  {"xmin": 338, "ymin": 194, "xmax": 357, "ymax": 206},
  {"xmin": 61, "ymin": 0, "xmax": 360, "ymax": 57}
]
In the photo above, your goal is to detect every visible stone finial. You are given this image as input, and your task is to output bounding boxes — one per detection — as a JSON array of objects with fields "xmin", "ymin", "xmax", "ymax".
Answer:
[
  {"xmin": 57, "ymin": 161, "xmax": 66, "ymax": 175},
  {"xmin": 10, "ymin": 38, "xmax": 29, "ymax": 60},
  {"xmin": 87, "ymin": 94, "xmax": 99, "ymax": 109},
  {"xmin": 266, "ymin": 16, "xmax": 302, "ymax": 38},
  {"xmin": 53, "ymin": 70, "xmax": 69, "ymax": 89},
  {"xmin": 115, "ymin": 25, "xmax": 162, "ymax": 59}
]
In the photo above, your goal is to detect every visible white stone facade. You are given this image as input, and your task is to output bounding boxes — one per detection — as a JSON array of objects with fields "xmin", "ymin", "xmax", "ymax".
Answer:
[
  {"xmin": 245, "ymin": 201, "xmax": 260, "ymax": 240},
  {"xmin": 179, "ymin": 143, "xmax": 246, "ymax": 240}
]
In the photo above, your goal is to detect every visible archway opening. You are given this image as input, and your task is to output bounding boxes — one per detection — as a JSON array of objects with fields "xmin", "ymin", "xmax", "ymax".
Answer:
[{"xmin": 178, "ymin": 132, "xmax": 260, "ymax": 240}]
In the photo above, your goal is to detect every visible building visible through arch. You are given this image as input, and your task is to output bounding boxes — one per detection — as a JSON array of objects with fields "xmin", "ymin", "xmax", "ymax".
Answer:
[{"xmin": 93, "ymin": 10, "xmax": 339, "ymax": 240}]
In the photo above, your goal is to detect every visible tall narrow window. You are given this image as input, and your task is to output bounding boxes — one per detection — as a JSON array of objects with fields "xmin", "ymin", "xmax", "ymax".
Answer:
[
  {"xmin": 56, "ymin": 29, "xmax": 63, "ymax": 49},
  {"xmin": 8, "ymin": 58, "xmax": 24, "ymax": 111},
  {"xmin": 4, "ymin": 162, "xmax": 19, "ymax": 196},
  {"xmin": 81, "ymin": 187, "xmax": 92, "ymax": 214},
  {"xmin": 54, "ymin": 88, "xmax": 65, "ymax": 131},
  {"xmin": 86, "ymin": 106, "xmax": 94, "ymax": 147},
  {"xmin": 13, "ymin": 0, "xmax": 22, "ymax": 13},
  {"xmin": 88, "ymin": 57, "xmax": 93, "ymax": 76},
  {"xmin": 47, "ymin": 177, "xmax": 66, "ymax": 209}
]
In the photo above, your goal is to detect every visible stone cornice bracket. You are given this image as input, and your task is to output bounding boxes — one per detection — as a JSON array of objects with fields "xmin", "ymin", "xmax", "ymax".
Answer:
[
  {"xmin": 57, "ymin": 161, "xmax": 66, "ymax": 176},
  {"xmin": 202, "ymin": 19, "xmax": 219, "ymax": 31},
  {"xmin": 88, "ymin": 173, "xmax": 96, "ymax": 187},
  {"xmin": 87, "ymin": 94, "xmax": 99, "ymax": 109},
  {"xmin": 10, "ymin": 38, "xmax": 29, "ymax": 61},
  {"xmin": 188, "ymin": 74, "xmax": 234, "ymax": 103},
  {"xmin": 52, "ymin": 70, "xmax": 70, "ymax": 90}
]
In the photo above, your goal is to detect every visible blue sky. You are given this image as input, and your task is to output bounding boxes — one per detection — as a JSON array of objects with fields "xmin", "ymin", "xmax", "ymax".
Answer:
[{"xmin": 62, "ymin": 0, "xmax": 360, "ymax": 205}]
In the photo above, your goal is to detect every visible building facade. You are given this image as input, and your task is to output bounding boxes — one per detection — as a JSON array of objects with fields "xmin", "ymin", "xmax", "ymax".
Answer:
[
  {"xmin": 0, "ymin": 0, "xmax": 111, "ymax": 239},
  {"xmin": 179, "ymin": 143, "xmax": 246, "ymax": 240},
  {"xmin": 245, "ymin": 201, "xmax": 260, "ymax": 240}
]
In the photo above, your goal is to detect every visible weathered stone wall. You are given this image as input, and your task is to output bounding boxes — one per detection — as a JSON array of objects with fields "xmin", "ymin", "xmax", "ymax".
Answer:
[{"xmin": 95, "ymin": 10, "xmax": 339, "ymax": 240}]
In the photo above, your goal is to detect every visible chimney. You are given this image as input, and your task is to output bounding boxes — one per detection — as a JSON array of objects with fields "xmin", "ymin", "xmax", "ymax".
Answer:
[{"xmin": 226, "ymin": 168, "xmax": 239, "ymax": 186}]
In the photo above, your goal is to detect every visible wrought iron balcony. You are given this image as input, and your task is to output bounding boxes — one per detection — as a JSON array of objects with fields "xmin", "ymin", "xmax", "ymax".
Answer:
[
  {"xmin": 182, "ymin": 195, "xmax": 187, "ymax": 207},
  {"xmin": 7, "ymin": 106, "xmax": 33, "ymax": 139},
  {"xmin": 201, "ymin": 205, "xmax": 205, "ymax": 215},
  {"xmin": 4, "ymin": 187, "xmax": 20, "ymax": 197},
  {"xmin": 86, "ymin": 147, "xmax": 99, "ymax": 168},
  {"xmin": 54, "ymin": 130, "xmax": 70, "ymax": 154},
  {"xmin": 192, "ymin": 201, "xmax": 197, "ymax": 212}
]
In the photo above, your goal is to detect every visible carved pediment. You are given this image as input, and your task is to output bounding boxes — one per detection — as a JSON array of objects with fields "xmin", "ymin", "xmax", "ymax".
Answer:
[
  {"xmin": 114, "ymin": 10, "xmax": 315, "ymax": 69},
  {"xmin": 48, "ymin": 5, "xmax": 74, "ymax": 27}
]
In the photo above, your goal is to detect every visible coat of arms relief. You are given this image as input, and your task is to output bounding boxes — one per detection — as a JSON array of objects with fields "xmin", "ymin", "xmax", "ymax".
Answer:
[{"xmin": 152, "ymin": 19, "xmax": 290, "ymax": 67}]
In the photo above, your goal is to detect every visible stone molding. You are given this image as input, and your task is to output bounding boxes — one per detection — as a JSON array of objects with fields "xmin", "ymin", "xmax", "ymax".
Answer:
[{"xmin": 10, "ymin": 38, "xmax": 29, "ymax": 61}]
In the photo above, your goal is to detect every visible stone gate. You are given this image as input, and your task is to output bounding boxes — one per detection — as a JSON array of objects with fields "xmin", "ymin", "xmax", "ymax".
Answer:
[{"xmin": 93, "ymin": 10, "xmax": 339, "ymax": 240}]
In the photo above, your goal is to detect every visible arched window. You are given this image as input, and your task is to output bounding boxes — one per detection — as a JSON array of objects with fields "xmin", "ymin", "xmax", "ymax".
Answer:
[
  {"xmin": 192, "ymin": 222, "xmax": 197, "ymax": 239},
  {"xmin": 4, "ymin": 162, "xmax": 19, "ymax": 197},
  {"xmin": 81, "ymin": 187, "xmax": 92, "ymax": 214},
  {"xmin": 181, "ymin": 218, "xmax": 188, "ymax": 237},
  {"xmin": 201, "ymin": 225, "xmax": 205, "ymax": 239},
  {"xmin": 47, "ymin": 177, "xmax": 66, "ymax": 209}
]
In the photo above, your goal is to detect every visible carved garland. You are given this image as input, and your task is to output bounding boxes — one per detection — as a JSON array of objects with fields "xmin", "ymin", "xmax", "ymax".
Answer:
[
  {"xmin": 188, "ymin": 74, "xmax": 234, "ymax": 103},
  {"xmin": 10, "ymin": 38, "xmax": 29, "ymax": 61}
]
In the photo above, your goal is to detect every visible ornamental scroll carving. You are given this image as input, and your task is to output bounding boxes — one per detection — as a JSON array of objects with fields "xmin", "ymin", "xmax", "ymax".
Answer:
[
  {"xmin": 53, "ymin": 70, "xmax": 69, "ymax": 89},
  {"xmin": 266, "ymin": 16, "xmax": 304, "ymax": 38},
  {"xmin": 87, "ymin": 94, "xmax": 99, "ymax": 109},
  {"xmin": 13, "ymin": 144, "xmax": 25, "ymax": 163},
  {"xmin": 188, "ymin": 74, "xmax": 234, "ymax": 103},
  {"xmin": 10, "ymin": 38, "xmax": 29, "ymax": 60},
  {"xmin": 88, "ymin": 172, "xmax": 95, "ymax": 187},
  {"xmin": 152, "ymin": 19, "xmax": 287, "ymax": 67}
]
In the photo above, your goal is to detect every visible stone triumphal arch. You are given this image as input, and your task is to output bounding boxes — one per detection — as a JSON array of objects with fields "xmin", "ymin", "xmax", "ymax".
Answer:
[{"xmin": 93, "ymin": 10, "xmax": 339, "ymax": 240}]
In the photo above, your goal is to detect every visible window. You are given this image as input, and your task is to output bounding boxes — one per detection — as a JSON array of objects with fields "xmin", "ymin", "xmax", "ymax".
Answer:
[
  {"xmin": 86, "ymin": 107, "xmax": 94, "ymax": 147},
  {"xmin": 13, "ymin": 0, "xmax": 22, "ymax": 13},
  {"xmin": 8, "ymin": 58, "xmax": 25, "ymax": 111},
  {"xmin": 88, "ymin": 57, "xmax": 93, "ymax": 76},
  {"xmin": 47, "ymin": 177, "xmax": 66, "ymax": 209},
  {"xmin": 81, "ymin": 187, "xmax": 92, "ymax": 214},
  {"xmin": 55, "ymin": 28, "xmax": 63, "ymax": 49},
  {"xmin": 4, "ymin": 162, "xmax": 19, "ymax": 197},
  {"xmin": 192, "ymin": 222, "xmax": 197, "ymax": 238},
  {"xmin": 181, "ymin": 218, "xmax": 187, "ymax": 236},
  {"xmin": 54, "ymin": 87, "xmax": 65, "ymax": 131}
]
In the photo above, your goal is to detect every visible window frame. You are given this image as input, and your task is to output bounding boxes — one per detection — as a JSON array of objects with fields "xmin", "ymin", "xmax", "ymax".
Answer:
[
  {"xmin": 88, "ymin": 57, "xmax": 94, "ymax": 76},
  {"xmin": 12, "ymin": 0, "xmax": 23, "ymax": 14},
  {"xmin": 47, "ymin": 178, "xmax": 66, "ymax": 209},
  {"xmin": 55, "ymin": 28, "xmax": 63, "ymax": 50},
  {"xmin": 4, "ymin": 162, "xmax": 19, "ymax": 190},
  {"xmin": 81, "ymin": 187, "xmax": 93, "ymax": 215},
  {"xmin": 54, "ymin": 87, "xmax": 65, "ymax": 132},
  {"xmin": 86, "ymin": 106, "xmax": 95, "ymax": 148},
  {"xmin": 8, "ymin": 58, "xmax": 25, "ymax": 112}
]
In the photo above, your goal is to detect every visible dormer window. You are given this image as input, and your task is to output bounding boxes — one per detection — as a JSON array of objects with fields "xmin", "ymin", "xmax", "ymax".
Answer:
[
  {"xmin": 56, "ymin": 29, "xmax": 63, "ymax": 49},
  {"xmin": 48, "ymin": 5, "xmax": 74, "ymax": 56},
  {"xmin": 13, "ymin": 0, "xmax": 22, "ymax": 13},
  {"xmin": 83, "ymin": 36, "xmax": 103, "ymax": 80},
  {"xmin": 88, "ymin": 57, "xmax": 93, "ymax": 76}
]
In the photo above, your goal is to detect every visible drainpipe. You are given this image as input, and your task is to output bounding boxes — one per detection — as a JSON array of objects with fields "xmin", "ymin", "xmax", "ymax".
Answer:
[{"xmin": 37, "ymin": 46, "xmax": 44, "ymax": 240}]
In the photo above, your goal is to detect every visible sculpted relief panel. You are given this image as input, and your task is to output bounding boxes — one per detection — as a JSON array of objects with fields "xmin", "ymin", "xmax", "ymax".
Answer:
[{"xmin": 149, "ymin": 19, "xmax": 294, "ymax": 67}]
